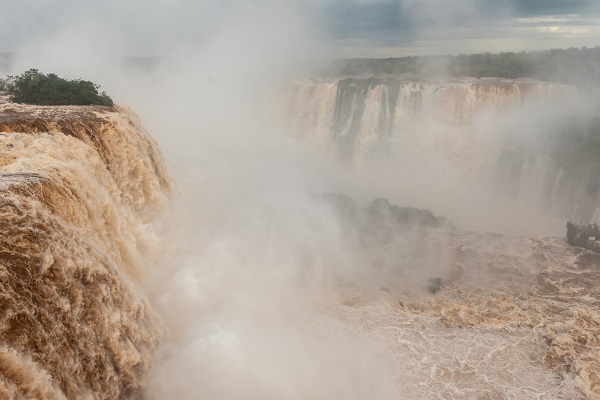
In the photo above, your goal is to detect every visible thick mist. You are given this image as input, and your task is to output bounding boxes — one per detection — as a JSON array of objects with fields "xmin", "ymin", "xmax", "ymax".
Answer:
[
  {"xmin": 3, "ymin": 0, "xmax": 600, "ymax": 398},
  {"xmin": 4, "ymin": 2, "xmax": 409, "ymax": 398}
]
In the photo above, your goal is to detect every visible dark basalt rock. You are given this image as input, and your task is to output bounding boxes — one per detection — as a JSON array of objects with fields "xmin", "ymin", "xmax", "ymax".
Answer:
[
  {"xmin": 319, "ymin": 193, "xmax": 455, "ymax": 230},
  {"xmin": 426, "ymin": 277, "xmax": 442, "ymax": 294},
  {"xmin": 566, "ymin": 220, "xmax": 600, "ymax": 253},
  {"xmin": 367, "ymin": 198, "xmax": 455, "ymax": 230}
]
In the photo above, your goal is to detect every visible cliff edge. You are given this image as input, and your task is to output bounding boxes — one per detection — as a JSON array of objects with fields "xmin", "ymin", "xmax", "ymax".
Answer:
[{"xmin": 0, "ymin": 95, "xmax": 170, "ymax": 399}]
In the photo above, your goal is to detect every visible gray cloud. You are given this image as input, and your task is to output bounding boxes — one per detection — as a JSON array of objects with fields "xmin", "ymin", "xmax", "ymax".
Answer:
[
  {"xmin": 316, "ymin": 0, "xmax": 600, "ymax": 56},
  {"xmin": 1, "ymin": 0, "xmax": 599, "ymax": 57},
  {"xmin": 509, "ymin": 0, "xmax": 597, "ymax": 16}
]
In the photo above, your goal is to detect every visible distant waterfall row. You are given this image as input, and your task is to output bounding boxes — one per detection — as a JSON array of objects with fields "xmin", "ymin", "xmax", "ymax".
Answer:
[
  {"xmin": 277, "ymin": 77, "xmax": 578, "ymax": 158},
  {"xmin": 275, "ymin": 77, "xmax": 600, "ymax": 223}
]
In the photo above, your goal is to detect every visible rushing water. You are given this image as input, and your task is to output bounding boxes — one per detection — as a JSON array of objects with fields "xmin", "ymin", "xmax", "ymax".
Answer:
[
  {"xmin": 0, "ymin": 100, "xmax": 170, "ymax": 399},
  {"xmin": 275, "ymin": 77, "xmax": 600, "ymax": 229},
  {"xmin": 1, "ymin": 75, "xmax": 600, "ymax": 399},
  {"xmin": 143, "ymin": 77, "xmax": 600, "ymax": 399}
]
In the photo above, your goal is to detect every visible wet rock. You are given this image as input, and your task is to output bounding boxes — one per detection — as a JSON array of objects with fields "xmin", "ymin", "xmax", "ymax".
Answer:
[
  {"xmin": 367, "ymin": 198, "xmax": 455, "ymax": 229},
  {"xmin": 319, "ymin": 193, "xmax": 455, "ymax": 230},
  {"xmin": 566, "ymin": 220, "xmax": 600, "ymax": 253},
  {"xmin": 427, "ymin": 277, "xmax": 442, "ymax": 294}
]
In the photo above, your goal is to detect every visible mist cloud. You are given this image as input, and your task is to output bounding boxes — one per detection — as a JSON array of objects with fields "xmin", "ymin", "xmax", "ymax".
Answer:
[{"xmin": 2, "ymin": 0, "xmax": 600, "ymax": 398}]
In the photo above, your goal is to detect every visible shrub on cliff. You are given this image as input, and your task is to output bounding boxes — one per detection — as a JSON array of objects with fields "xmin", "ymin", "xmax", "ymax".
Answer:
[{"xmin": 0, "ymin": 69, "xmax": 113, "ymax": 106}]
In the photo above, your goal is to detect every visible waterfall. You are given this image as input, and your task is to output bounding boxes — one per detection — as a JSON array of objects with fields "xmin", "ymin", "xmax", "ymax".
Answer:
[
  {"xmin": 276, "ymin": 77, "xmax": 599, "ymax": 223},
  {"xmin": 0, "ymin": 101, "xmax": 170, "ymax": 399}
]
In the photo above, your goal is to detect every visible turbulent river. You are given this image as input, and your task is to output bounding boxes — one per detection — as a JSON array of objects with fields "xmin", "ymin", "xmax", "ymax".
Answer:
[{"xmin": 1, "ymin": 76, "xmax": 600, "ymax": 399}]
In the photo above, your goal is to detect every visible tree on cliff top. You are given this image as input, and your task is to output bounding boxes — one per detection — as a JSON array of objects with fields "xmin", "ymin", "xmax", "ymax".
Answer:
[{"xmin": 0, "ymin": 69, "xmax": 114, "ymax": 106}]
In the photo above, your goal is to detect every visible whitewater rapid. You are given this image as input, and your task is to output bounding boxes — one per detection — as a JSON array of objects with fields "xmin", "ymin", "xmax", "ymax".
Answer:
[
  {"xmin": 1, "ymin": 74, "xmax": 600, "ymax": 399},
  {"xmin": 0, "ymin": 99, "xmax": 170, "ymax": 399},
  {"xmin": 322, "ymin": 231, "xmax": 599, "ymax": 399},
  {"xmin": 141, "ymin": 76, "xmax": 600, "ymax": 399}
]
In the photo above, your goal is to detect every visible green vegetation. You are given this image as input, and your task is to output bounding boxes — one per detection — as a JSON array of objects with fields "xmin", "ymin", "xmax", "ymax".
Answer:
[
  {"xmin": 327, "ymin": 47, "xmax": 600, "ymax": 89},
  {"xmin": 0, "ymin": 69, "xmax": 113, "ymax": 106}
]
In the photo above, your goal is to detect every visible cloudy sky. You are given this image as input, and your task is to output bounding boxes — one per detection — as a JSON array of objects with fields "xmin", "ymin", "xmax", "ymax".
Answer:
[
  {"xmin": 320, "ymin": 0, "xmax": 600, "ymax": 56},
  {"xmin": 1, "ymin": 0, "xmax": 599, "ymax": 58}
]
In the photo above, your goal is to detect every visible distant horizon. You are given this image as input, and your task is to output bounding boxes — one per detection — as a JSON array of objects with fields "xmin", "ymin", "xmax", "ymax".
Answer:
[{"xmin": 1, "ymin": 44, "xmax": 599, "ymax": 61}]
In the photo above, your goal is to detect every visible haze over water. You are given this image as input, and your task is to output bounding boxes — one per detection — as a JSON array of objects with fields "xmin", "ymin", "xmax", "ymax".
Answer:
[{"xmin": 2, "ymin": 0, "xmax": 600, "ymax": 399}]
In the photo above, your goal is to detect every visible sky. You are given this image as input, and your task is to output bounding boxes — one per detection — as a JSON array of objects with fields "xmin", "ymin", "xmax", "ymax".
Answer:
[
  {"xmin": 320, "ymin": 0, "xmax": 600, "ymax": 56},
  {"xmin": 1, "ymin": 0, "xmax": 599, "ymax": 58}
]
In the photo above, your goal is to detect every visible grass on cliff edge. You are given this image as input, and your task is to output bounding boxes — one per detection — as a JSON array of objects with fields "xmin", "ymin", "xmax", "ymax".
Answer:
[{"xmin": 0, "ymin": 69, "xmax": 113, "ymax": 106}]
